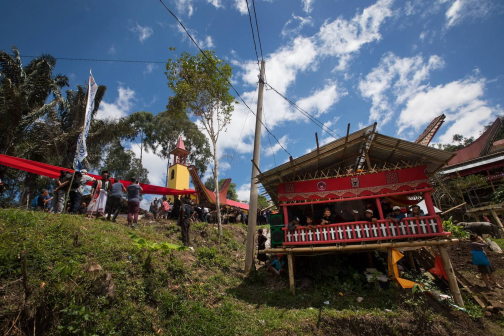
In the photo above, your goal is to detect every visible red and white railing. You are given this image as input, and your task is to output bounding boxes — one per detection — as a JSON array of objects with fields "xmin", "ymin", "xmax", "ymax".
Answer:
[{"xmin": 282, "ymin": 216, "xmax": 449, "ymax": 245}]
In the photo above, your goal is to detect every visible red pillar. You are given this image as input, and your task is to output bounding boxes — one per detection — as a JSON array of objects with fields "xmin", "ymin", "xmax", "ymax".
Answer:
[
  {"xmin": 282, "ymin": 205, "xmax": 289, "ymax": 226},
  {"xmin": 423, "ymin": 191, "xmax": 436, "ymax": 216},
  {"xmin": 376, "ymin": 198, "xmax": 384, "ymax": 220}
]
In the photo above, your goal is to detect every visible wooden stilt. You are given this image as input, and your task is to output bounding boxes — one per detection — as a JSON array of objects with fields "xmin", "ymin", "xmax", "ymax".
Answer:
[
  {"xmin": 438, "ymin": 245, "xmax": 464, "ymax": 307},
  {"xmin": 407, "ymin": 251, "xmax": 417, "ymax": 272},
  {"xmin": 491, "ymin": 210, "xmax": 504, "ymax": 229},
  {"xmin": 287, "ymin": 253, "xmax": 295, "ymax": 294},
  {"xmin": 366, "ymin": 252, "xmax": 374, "ymax": 268}
]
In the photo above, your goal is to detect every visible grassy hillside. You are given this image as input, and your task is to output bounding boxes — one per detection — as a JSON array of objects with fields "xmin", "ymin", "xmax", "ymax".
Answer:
[{"xmin": 0, "ymin": 209, "xmax": 503, "ymax": 335}]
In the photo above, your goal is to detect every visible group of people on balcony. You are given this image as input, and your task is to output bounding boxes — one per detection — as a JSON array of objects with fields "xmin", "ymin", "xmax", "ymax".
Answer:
[{"xmin": 288, "ymin": 202, "xmax": 426, "ymax": 232}]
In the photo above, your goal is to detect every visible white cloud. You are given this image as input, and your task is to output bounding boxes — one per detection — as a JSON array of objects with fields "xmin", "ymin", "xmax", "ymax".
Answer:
[
  {"xmin": 296, "ymin": 83, "xmax": 346, "ymax": 117},
  {"xmin": 301, "ymin": 0, "xmax": 315, "ymax": 13},
  {"xmin": 174, "ymin": 24, "xmax": 214, "ymax": 49},
  {"xmin": 200, "ymin": 36, "xmax": 215, "ymax": 49},
  {"xmin": 143, "ymin": 63, "xmax": 157, "ymax": 75},
  {"xmin": 397, "ymin": 78, "xmax": 494, "ymax": 141},
  {"xmin": 96, "ymin": 86, "xmax": 136, "ymax": 120},
  {"xmin": 207, "ymin": 0, "xmax": 223, "ymax": 9},
  {"xmin": 174, "ymin": 0, "xmax": 194, "ymax": 17},
  {"xmin": 129, "ymin": 23, "xmax": 153, "ymax": 43},
  {"xmin": 444, "ymin": 0, "xmax": 493, "ymax": 28},
  {"xmin": 316, "ymin": 0, "xmax": 394, "ymax": 71},
  {"xmin": 264, "ymin": 135, "xmax": 289, "ymax": 157},
  {"xmin": 233, "ymin": 0, "xmax": 248, "ymax": 15},
  {"xmin": 236, "ymin": 183, "xmax": 251, "ymax": 202},
  {"xmin": 107, "ymin": 45, "xmax": 116, "ymax": 55},
  {"xmin": 129, "ymin": 143, "xmax": 168, "ymax": 187},
  {"xmin": 358, "ymin": 52, "xmax": 445, "ymax": 126},
  {"xmin": 281, "ymin": 14, "xmax": 313, "ymax": 38}
]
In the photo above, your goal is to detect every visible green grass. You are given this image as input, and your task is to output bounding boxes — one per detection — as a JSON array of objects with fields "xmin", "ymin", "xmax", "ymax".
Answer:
[{"xmin": 0, "ymin": 209, "xmax": 501, "ymax": 335}]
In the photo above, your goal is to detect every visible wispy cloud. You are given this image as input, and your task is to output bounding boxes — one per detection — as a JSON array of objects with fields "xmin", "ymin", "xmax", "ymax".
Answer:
[
  {"xmin": 301, "ymin": 0, "xmax": 315, "ymax": 13},
  {"xmin": 107, "ymin": 45, "xmax": 116, "ymax": 55},
  {"xmin": 444, "ymin": 0, "xmax": 493, "ymax": 28},
  {"xmin": 97, "ymin": 85, "xmax": 136, "ymax": 120},
  {"xmin": 143, "ymin": 63, "xmax": 157, "ymax": 75},
  {"xmin": 129, "ymin": 23, "xmax": 153, "ymax": 43}
]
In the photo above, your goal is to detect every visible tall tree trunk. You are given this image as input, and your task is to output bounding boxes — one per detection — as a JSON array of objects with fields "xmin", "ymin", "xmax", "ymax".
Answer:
[{"xmin": 213, "ymin": 140, "xmax": 222, "ymax": 244}]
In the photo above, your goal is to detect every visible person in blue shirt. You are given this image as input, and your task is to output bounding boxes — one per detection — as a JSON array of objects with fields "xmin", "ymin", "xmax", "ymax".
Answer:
[
  {"xmin": 267, "ymin": 255, "xmax": 285, "ymax": 276},
  {"xmin": 388, "ymin": 206, "xmax": 405, "ymax": 223}
]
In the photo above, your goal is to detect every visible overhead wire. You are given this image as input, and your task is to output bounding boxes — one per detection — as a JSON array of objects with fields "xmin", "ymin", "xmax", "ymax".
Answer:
[
  {"xmin": 244, "ymin": 0, "xmax": 260, "ymax": 68},
  {"xmin": 229, "ymin": 83, "xmax": 258, "ymax": 163},
  {"xmin": 251, "ymin": 0, "xmax": 264, "ymax": 61},
  {"xmin": 157, "ymin": 0, "xmax": 292, "ymax": 157},
  {"xmin": 265, "ymin": 83, "xmax": 342, "ymax": 139}
]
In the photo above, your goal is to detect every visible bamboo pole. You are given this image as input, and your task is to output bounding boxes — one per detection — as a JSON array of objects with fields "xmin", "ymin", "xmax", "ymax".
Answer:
[
  {"xmin": 258, "ymin": 239, "xmax": 459, "ymax": 254},
  {"xmin": 407, "ymin": 251, "xmax": 417, "ymax": 272},
  {"xmin": 491, "ymin": 209, "xmax": 504, "ymax": 229},
  {"xmin": 438, "ymin": 245, "xmax": 464, "ymax": 307},
  {"xmin": 440, "ymin": 202, "xmax": 466, "ymax": 216},
  {"xmin": 287, "ymin": 253, "xmax": 295, "ymax": 294}
]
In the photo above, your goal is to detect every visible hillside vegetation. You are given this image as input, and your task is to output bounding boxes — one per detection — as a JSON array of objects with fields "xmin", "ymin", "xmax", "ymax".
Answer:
[{"xmin": 0, "ymin": 209, "xmax": 503, "ymax": 335}]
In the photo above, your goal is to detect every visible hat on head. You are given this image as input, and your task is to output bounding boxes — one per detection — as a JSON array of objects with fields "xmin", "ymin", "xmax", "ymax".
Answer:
[
  {"xmin": 80, "ymin": 169, "xmax": 87, "ymax": 174},
  {"xmin": 365, "ymin": 209, "xmax": 373, "ymax": 214},
  {"xmin": 393, "ymin": 206, "xmax": 401, "ymax": 211},
  {"xmin": 352, "ymin": 210, "xmax": 359, "ymax": 214},
  {"xmin": 293, "ymin": 217, "xmax": 300, "ymax": 222}
]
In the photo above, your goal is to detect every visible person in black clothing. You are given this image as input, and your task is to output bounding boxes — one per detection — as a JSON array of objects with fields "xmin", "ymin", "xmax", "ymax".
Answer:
[
  {"xmin": 320, "ymin": 208, "xmax": 335, "ymax": 225},
  {"xmin": 179, "ymin": 198, "xmax": 193, "ymax": 246},
  {"xmin": 171, "ymin": 195, "xmax": 181, "ymax": 219},
  {"xmin": 257, "ymin": 228, "xmax": 268, "ymax": 264}
]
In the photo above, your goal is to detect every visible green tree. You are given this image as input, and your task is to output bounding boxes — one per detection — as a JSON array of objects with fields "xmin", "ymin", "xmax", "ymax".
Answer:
[
  {"xmin": 204, "ymin": 178, "xmax": 238, "ymax": 201},
  {"xmin": 101, "ymin": 140, "xmax": 149, "ymax": 184},
  {"xmin": 125, "ymin": 111, "xmax": 154, "ymax": 165},
  {"xmin": 257, "ymin": 195, "xmax": 269, "ymax": 209},
  {"xmin": 166, "ymin": 50, "xmax": 236, "ymax": 243},
  {"xmin": 436, "ymin": 134, "xmax": 475, "ymax": 152},
  {"xmin": 145, "ymin": 105, "xmax": 212, "ymax": 176}
]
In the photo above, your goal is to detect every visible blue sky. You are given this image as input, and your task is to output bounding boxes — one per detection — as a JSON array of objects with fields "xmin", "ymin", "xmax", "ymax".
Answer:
[{"xmin": 2, "ymin": 0, "xmax": 504, "ymax": 203}]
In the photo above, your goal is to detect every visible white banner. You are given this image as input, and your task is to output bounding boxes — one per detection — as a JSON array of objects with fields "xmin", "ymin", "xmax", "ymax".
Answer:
[{"xmin": 73, "ymin": 72, "xmax": 98, "ymax": 169}]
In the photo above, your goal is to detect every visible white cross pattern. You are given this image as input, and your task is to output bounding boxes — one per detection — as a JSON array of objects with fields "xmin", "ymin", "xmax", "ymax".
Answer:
[
  {"xmin": 372, "ymin": 224, "xmax": 378, "ymax": 237},
  {"xmin": 337, "ymin": 226, "xmax": 344, "ymax": 239},
  {"xmin": 364, "ymin": 224, "xmax": 370, "ymax": 238},
  {"xmin": 300, "ymin": 230, "xmax": 306, "ymax": 241},
  {"xmin": 287, "ymin": 231, "xmax": 292, "ymax": 242},
  {"xmin": 345, "ymin": 226, "xmax": 353, "ymax": 239},
  {"xmin": 429, "ymin": 220, "xmax": 437, "ymax": 233},
  {"xmin": 409, "ymin": 221, "xmax": 417, "ymax": 234},
  {"xmin": 399, "ymin": 222, "xmax": 407, "ymax": 235},
  {"xmin": 419, "ymin": 220, "xmax": 427, "ymax": 234},
  {"xmin": 308, "ymin": 230, "xmax": 314, "ymax": 241},
  {"xmin": 380, "ymin": 223, "xmax": 387, "ymax": 237},
  {"xmin": 315, "ymin": 229, "xmax": 321, "ymax": 241},
  {"xmin": 323, "ymin": 228, "xmax": 328, "ymax": 241},
  {"xmin": 294, "ymin": 231, "xmax": 299, "ymax": 242},
  {"xmin": 329, "ymin": 227, "xmax": 336, "ymax": 240},
  {"xmin": 355, "ymin": 225, "xmax": 362, "ymax": 238},
  {"xmin": 389, "ymin": 223, "xmax": 397, "ymax": 236}
]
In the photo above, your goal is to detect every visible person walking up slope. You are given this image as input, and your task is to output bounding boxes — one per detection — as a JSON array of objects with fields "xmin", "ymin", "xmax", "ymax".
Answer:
[{"xmin": 127, "ymin": 177, "xmax": 143, "ymax": 228}]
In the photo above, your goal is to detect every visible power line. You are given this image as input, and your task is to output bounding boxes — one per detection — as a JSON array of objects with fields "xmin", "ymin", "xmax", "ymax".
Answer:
[
  {"xmin": 251, "ymin": 0, "xmax": 264, "ymax": 61},
  {"xmin": 158, "ymin": 0, "xmax": 292, "ymax": 157},
  {"xmin": 19, "ymin": 55, "xmax": 166, "ymax": 64},
  {"xmin": 265, "ymin": 83, "xmax": 342, "ymax": 139},
  {"xmin": 229, "ymin": 83, "xmax": 258, "ymax": 163},
  {"xmin": 244, "ymin": 0, "xmax": 260, "ymax": 67}
]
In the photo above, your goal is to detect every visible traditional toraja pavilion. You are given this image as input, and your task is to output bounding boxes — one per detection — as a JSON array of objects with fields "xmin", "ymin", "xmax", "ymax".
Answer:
[
  {"xmin": 168, "ymin": 135, "xmax": 249, "ymax": 210},
  {"xmin": 256, "ymin": 123, "xmax": 465, "ymax": 306}
]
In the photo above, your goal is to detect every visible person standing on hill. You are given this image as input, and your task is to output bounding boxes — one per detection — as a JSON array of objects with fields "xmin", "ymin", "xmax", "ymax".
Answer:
[
  {"xmin": 171, "ymin": 195, "xmax": 181, "ymax": 219},
  {"xmin": 127, "ymin": 177, "xmax": 143, "ymax": 228},
  {"xmin": 87, "ymin": 171, "xmax": 112, "ymax": 218},
  {"xmin": 53, "ymin": 170, "xmax": 73, "ymax": 213},
  {"xmin": 70, "ymin": 169, "xmax": 95, "ymax": 214},
  {"xmin": 179, "ymin": 198, "xmax": 193, "ymax": 246},
  {"xmin": 108, "ymin": 177, "xmax": 126, "ymax": 222},
  {"xmin": 470, "ymin": 234, "xmax": 503, "ymax": 289}
]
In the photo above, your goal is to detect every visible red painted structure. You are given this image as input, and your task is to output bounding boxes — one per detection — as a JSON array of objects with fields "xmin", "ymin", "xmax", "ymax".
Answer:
[
  {"xmin": 278, "ymin": 165, "xmax": 448, "ymax": 246},
  {"xmin": 0, "ymin": 154, "xmax": 196, "ymax": 196}
]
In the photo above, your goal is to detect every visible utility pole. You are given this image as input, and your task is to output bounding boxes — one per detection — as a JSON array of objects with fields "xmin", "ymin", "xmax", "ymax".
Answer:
[{"xmin": 245, "ymin": 60, "xmax": 265, "ymax": 272}]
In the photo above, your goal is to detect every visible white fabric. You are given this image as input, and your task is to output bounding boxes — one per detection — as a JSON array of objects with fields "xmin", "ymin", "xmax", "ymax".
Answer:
[
  {"xmin": 417, "ymin": 200, "xmax": 442, "ymax": 214},
  {"xmin": 87, "ymin": 190, "xmax": 108, "ymax": 216}
]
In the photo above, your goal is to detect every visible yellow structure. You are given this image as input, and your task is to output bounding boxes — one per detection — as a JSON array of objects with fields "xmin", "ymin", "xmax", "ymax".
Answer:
[{"xmin": 167, "ymin": 135, "xmax": 195, "ymax": 202}]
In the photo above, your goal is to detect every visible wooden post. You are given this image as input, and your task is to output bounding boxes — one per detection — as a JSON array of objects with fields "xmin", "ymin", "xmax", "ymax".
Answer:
[
  {"xmin": 407, "ymin": 251, "xmax": 417, "ymax": 272},
  {"xmin": 491, "ymin": 209, "xmax": 504, "ymax": 229},
  {"xmin": 438, "ymin": 245, "xmax": 464, "ymax": 307},
  {"xmin": 423, "ymin": 191, "xmax": 436, "ymax": 216},
  {"xmin": 282, "ymin": 205, "xmax": 289, "ymax": 226},
  {"xmin": 287, "ymin": 253, "xmax": 295, "ymax": 294},
  {"xmin": 376, "ymin": 198, "xmax": 384, "ymax": 219}
]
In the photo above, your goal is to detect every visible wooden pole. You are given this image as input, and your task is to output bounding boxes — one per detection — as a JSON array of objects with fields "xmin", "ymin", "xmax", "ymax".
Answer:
[
  {"xmin": 440, "ymin": 202, "xmax": 466, "ymax": 216},
  {"xmin": 491, "ymin": 209, "xmax": 504, "ymax": 229},
  {"xmin": 287, "ymin": 253, "xmax": 295, "ymax": 294},
  {"xmin": 407, "ymin": 251, "xmax": 417, "ymax": 272},
  {"xmin": 259, "ymin": 239, "xmax": 459, "ymax": 254},
  {"xmin": 245, "ymin": 60, "xmax": 266, "ymax": 272},
  {"xmin": 438, "ymin": 245, "xmax": 464, "ymax": 307}
]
